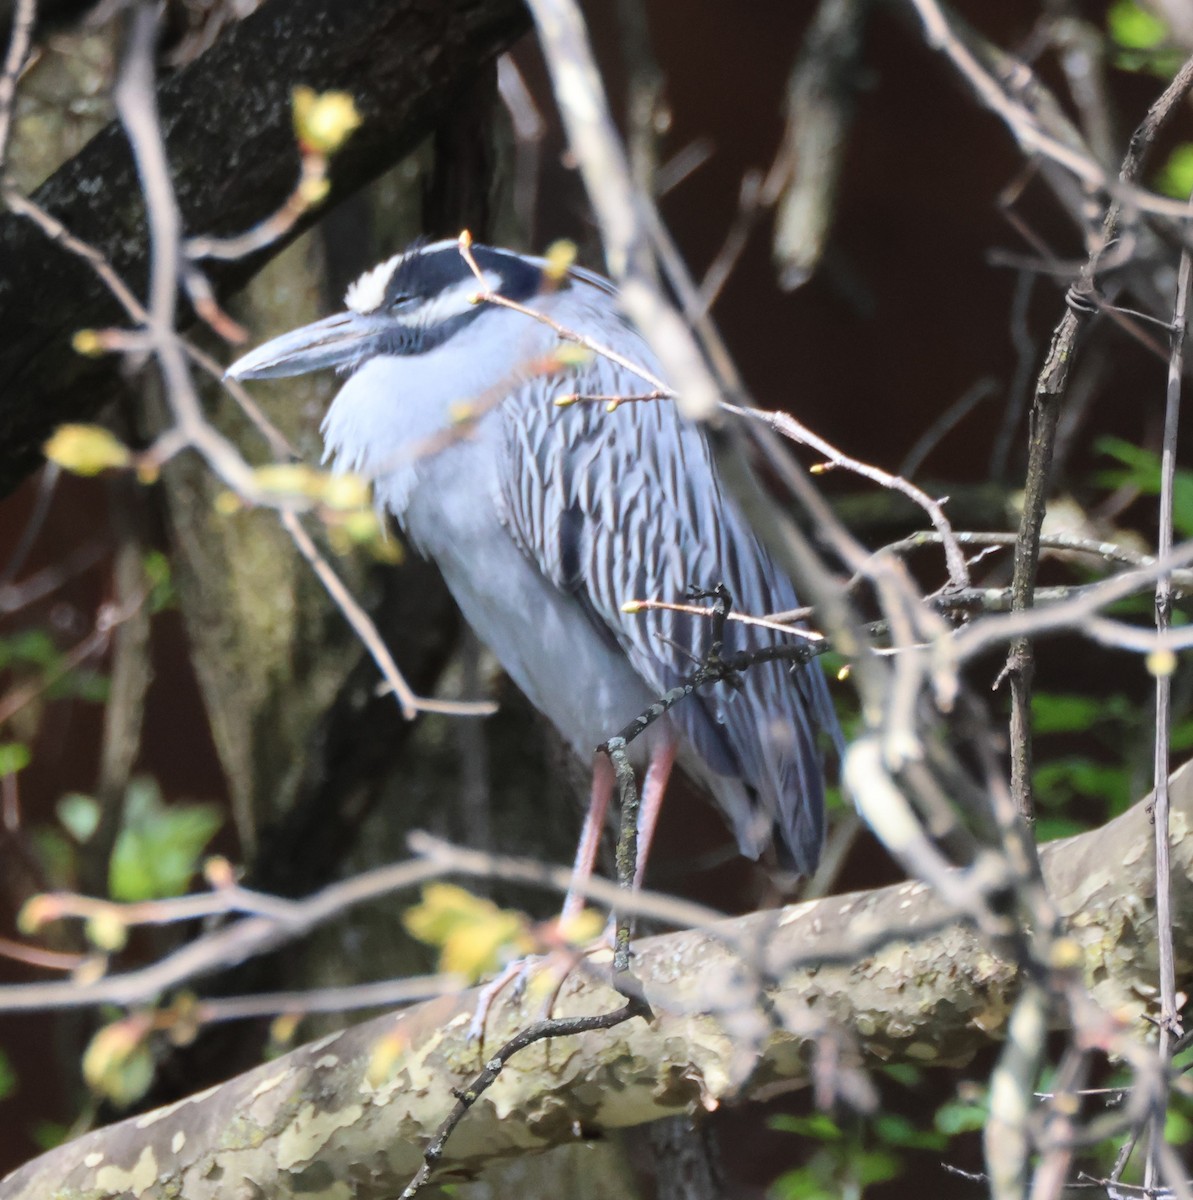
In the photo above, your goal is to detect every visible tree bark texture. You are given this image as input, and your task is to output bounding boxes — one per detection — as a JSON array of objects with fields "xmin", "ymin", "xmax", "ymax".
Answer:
[
  {"xmin": 4, "ymin": 759, "xmax": 1191, "ymax": 1200},
  {"xmin": 0, "ymin": 0, "xmax": 530, "ymax": 495}
]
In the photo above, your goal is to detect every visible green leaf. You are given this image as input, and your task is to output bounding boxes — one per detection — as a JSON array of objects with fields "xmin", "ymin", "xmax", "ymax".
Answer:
[
  {"xmin": 0, "ymin": 742, "xmax": 30, "ymax": 775},
  {"xmin": 1031, "ymin": 693, "xmax": 1128, "ymax": 735},
  {"xmin": 935, "ymin": 1098, "xmax": 987, "ymax": 1136},
  {"xmin": 1035, "ymin": 816, "xmax": 1090, "ymax": 842},
  {"xmin": 82, "ymin": 1019, "xmax": 155, "ymax": 1108},
  {"xmin": 770, "ymin": 1167, "xmax": 835, "ymax": 1200},
  {"xmin": 31, "ymin": 1122, "xmax": 68, "ymax": 1152},
  {"xmin": 1108, "ymin": 1, "xmax": 1168, "ymax": 49},
  {"xmin": 769, "ymin": 1113, "xmax": 844, "ymax": 1141},
  {"xmin": 1097, "ymin": 438, "xmax": 1193, "ymax": 537},
  {"xmin": 143, "ymin": 550, "xmax": 175, "ymax": 614},
  {"xmin": 856, "ymin": 1148, "xmax": 902, "ymax": 1186},
  {"xmin": 57, "ymin": 793, "xmax": 101, "ymax": 843},
  {"xmin": 1158, "ymin": 144, "xmax": 1193, "ymax": 199},
  {"xmin": 0, "ymin": 1048, "xmax": 16, "ymax": 1100},
  {"xmin": 1034, "ymin": 757, "xmax": 1131, "ymax": 814},
  {"xmin": 881, "ymin": 1063, "xmax": 922, "ymax": 1088},
  {"xmin": 1170, "ymin": 716, "xmax": 1193, "ymax": 752},
  {"xmin": 30, "ymin": 828, "xmax": 77, "ymax": 890},
  {"xmin": 402, "ymin": 884, "xmax": 536, "ymax": 983},
  {"xmin": 1165, "ymin": 1102, "xmax": 1193, "ymax": 1145},
  {"xmin": 872, "ymin": 1112, "xmax": 947, "ymax": 1151},
  {"xmin": 0, "ymin": 629, "xmax": 57, "ymax": 670},
  {"xmin": 46, "ymin": 667, "xmax": 110, "ymax": 705},
  {"xmin": 108, "ymin": 778, "xmax": 222, "ymax": 902}
]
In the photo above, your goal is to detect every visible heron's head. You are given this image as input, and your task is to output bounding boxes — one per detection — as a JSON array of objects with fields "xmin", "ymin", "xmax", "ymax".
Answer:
[{"xmin": 226, "ymin": 240, "xmax": 547, "ymax": 381}]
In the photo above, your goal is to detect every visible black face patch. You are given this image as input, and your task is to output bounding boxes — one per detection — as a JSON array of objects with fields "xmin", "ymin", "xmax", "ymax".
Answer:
[{"xmin": 373, "ymin": 309, "xmax": 480, "ymax": 358}]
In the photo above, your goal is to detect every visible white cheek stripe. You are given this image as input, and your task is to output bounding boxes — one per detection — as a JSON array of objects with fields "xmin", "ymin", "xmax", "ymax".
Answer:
[{"xmin": 392, "ymin": 273, "xmax": 501, "ymax": 326}]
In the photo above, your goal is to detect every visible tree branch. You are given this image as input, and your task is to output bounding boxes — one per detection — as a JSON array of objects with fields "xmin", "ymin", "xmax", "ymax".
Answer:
[
  {"xmin": 5, "ymin": 761, "xmax": 1192, "ymax": 1200},
  {"xmin": 0, "ymin": 0, "xmax": 529, "ymax": 495}
]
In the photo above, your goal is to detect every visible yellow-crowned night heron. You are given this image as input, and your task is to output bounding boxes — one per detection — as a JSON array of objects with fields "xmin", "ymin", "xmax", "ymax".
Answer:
[{"xmin": 228, "ymin": 240, "xmax": 839, "ymax": 895}]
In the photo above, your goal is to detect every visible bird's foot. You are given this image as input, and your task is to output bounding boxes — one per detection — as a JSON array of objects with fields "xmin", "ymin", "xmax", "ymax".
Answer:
[
  {"xmin": 466, "ymin": 956, "xmax": 537, "ymax": 1044},
  {"xmin": 466, "ymin": 911, "xmax": 608, "ymax": 1048}
]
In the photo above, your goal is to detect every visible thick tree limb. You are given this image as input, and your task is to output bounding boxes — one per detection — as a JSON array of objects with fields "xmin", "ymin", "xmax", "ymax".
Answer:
[
  {"xmin": 0, "ymin": 0, "xmax": 529, "ymax": 495},
  {"xmin": 4, "ymin": 762, "xmax": 1191, "ymax": 1200}
]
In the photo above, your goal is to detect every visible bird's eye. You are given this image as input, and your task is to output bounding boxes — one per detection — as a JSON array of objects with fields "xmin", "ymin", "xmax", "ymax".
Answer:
[{"xmin": 389, "ymin": 293, "xmax": 414, "ymax": 309}]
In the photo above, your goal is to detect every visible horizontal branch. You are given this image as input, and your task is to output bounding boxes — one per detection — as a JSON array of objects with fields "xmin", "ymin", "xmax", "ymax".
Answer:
[{"xmin": 4, "ymin": 761, "xmax": 1192, "ymax": 1200}]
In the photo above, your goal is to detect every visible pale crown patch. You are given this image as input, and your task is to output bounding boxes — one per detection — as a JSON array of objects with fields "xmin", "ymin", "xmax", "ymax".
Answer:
[{"xmin": 345, "ymin": 254, "xmax": 404, "ymax": 314}]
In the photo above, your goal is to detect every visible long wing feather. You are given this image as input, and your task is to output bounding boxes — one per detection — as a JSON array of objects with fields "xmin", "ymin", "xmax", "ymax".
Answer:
[{"xmin": 496, "ymin": 281, "xmax": 839, "ymax": 871}]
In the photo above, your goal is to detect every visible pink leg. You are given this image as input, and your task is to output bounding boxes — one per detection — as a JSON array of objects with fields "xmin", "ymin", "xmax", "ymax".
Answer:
[
  {"xmin": 633, "ymin": 735, "xmax": 678, "ymax": 891},
  {"xmin": 470, "ymin": 755, "xmax": 615, "ymax": 1044},
  {"xmin": 561, "ymin": 752, "xmax": 614, "ymax": 919}
]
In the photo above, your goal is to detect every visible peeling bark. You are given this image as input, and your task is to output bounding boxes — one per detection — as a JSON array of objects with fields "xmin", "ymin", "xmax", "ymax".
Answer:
[{"xmin": 4, "ymin": 762, "xmax": 1191, "ymax": 1200}]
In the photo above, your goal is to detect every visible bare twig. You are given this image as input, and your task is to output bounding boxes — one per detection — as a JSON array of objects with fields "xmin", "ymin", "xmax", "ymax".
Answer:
[
  {"xmin": 870, "ymin": 529, "xmax": 1154, "ymax": 570},
  {"xmin": 407, "ymin": 832, "xmax": 729, "ymax": 934},
  {"xmin": 280, "ymin": 510, "xmax": 496, "ymax": 720},
  {"xmin": 457, "ymin": 231, "xmax": 671, "ymax": 393},
  {"xmin": 195, "ymin": 975, "xmax": 460, "ymax": 1024},
  {"xmin": 0, "ymin": 592, "xmax": 145, "ymax": 727},
  {"xmin": 5, "ymin": 834, "xmax": 731, "ymax": 1017},
  {"xmin": 947, "ymin": 540, "xmax": 1193, "ymax": 665},
  {"xmin": 723, "ymin": 401, "xmax": 971, "ymax": 590},
  {"xmin": 898, "ymin": 376, "xmax": 998, "ymax": 480},
  {"xmin": 523, "ymin": 0, "xmax": 721, "ymax": 421},
  {"xmin": 0, "ymin": 857, "xmax": 451, "ymax": 1014},
  {"xmin": 397, "ymin": 998, "xmax": 650, "ymax": 1199},
  {"xmin": 184, "ymin": 152, "xmax": 329, "ymax": 263},
  {"xmin": 0, "ymin": 461, "xmax": 60, "ymax": 591},
  {"xmin": 0, "ymin": 0, "xmax": 35, "ymax": 173},
  {"xmin": 624, "ymin": 595, "xmax": 825, "ymax": 639},
  {"xmin": 908, "ymin": 0, "xmax": 1193, "ymax": 221},
  {"xmin": 992, "ymin": 38, "xmax": 1193, "ymax": 823},
  {"xmin": 1141, "ymin": 186, "xmax": 1193, "ymax": 1192},
  {"xmin": 8, "ymin": 16, "xmax": 470, "ymax": 726}
]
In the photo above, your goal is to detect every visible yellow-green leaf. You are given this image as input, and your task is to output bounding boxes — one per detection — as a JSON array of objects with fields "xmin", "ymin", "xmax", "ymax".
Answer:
[
  {"xmin": 543, "ymin": 239, "xmax": 578, "ymax": 283},
  {"xmin": 1108, "ymin": 0, "xmax": 1168, "ymax": 49},
  {"xmin": 403, "ymin": 883, "xmax": 532, "ymax": 982},
  {"xmin": 82, "ymin": 1018, "xmax": 154, "ymax": 1108},
  {"xmin": 1158, "ymin": 144, "xmax": 1193, "ymax": 199},
  {"xmin": 321, "ymin": 472, "xmax": 371, "ymax": 511},
  {"xmin": 44, "ymin": 425, "xmax": 130, "ymax": 475},
  {"xmin": 84, "ymin": 908, "xmax": 129, "ymax": 953},
  {"xmin": 292, "ymin": 86, "xmax": 362, "ymax": 156}
]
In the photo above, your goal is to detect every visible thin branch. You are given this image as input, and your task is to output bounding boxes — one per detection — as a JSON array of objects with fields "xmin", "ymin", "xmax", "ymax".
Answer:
[
  {"xmin": 990, "ymin": 37, "xmax": 1193, "ymax": 823},
  {"xmin": 196, "ymin": 975, "xmax": 461, "ymax": 1024},
  {"xmin": 624, "ymin": 595, "xmax": 825, "ymax": 639},
  {"xmin": 870, "ymin": 529, "xmax": 1154, "ymax": 570},
  {"xmin": 5, "ymin": 834, "xmax": 734, "ymax": 1016},
  {"xmin": 522, "ymin": 0, "xmax": 721, "ymax": 421},
  {"xmin": 280, "ymin": 510, "xmax": 496, "ymax": 721},
  {"xmin": 0, "ymin": 592, "xmax": 144, "ymax": 727},
  {"xmin": 0, "ymin": 0, "xmax": 35, "ymax": 173},
  {"xmin": 400, "ymin": 999, "xmax": 648, "ymax": 1199},
  {"xmin": 1142, "ymin": 185, "xmax": 1193, "ymax": 1191},
  {"xmin": 9, "ymin": 24, "xmax": 476, "ymax": 726},
  {"xmin": 0, "ymin": 857, "xmax": 450, "ymax": 1014},
  {"xmin": 723, "ymin": 401, "xmax": 971, "ymax": 590},
  {"xmin": 947, "ymin": 540, "xmax": 1193, "ymax": 664},
  {"xmin": 457, "ymin": 231, "xmax": 671, "ymax": 393},
  {"xmin": 907, "ymin": 0, "xmax": 1193, "ymax": 221}
]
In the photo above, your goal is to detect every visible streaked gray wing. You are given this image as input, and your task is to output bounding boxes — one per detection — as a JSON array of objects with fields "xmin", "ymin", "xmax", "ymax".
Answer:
[{"xmin": 496, "ymin": 309, "xmax": 838, "ymax": 870}]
